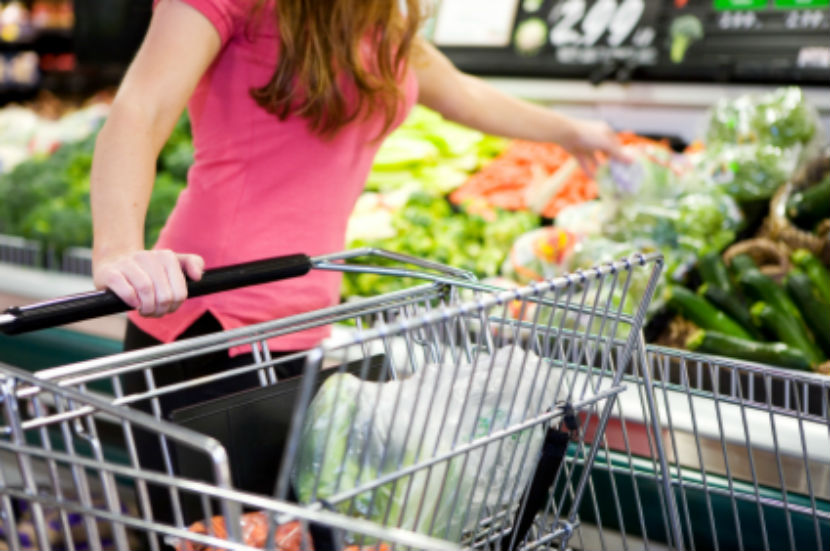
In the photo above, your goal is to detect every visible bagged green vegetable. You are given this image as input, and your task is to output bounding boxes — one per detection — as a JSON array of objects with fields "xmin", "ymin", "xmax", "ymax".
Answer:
[
  {"xmin": 567, "ymin": 237, "xmax": 668, "ymax": 317},
  {"xmin": 595, "ymin": 146, "xmax": 743, "ymax": 262},
  {"xmin": 596, "ymin": 144, "xmax": 684, "ymax": 203},
  {"xmin": 292, "ymin": 346, "xmax": 562, "ymax": 542},
  {"xmin": 706, "ymin": 87, "xmax": 819, "ymax": 150},
  {"xmin": 687, "ymin": 143, "xmax": 799, "ymax": 202}
]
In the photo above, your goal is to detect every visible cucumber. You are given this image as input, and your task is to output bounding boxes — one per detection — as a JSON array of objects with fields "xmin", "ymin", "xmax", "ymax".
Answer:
[
  {"xmin": 738, "ymin": 268, "xmax": 808, "ymax": 330},
  {"xmin": 750, "ymin": 302, "xmax": 825, "ymax": 366},
  {"xmin": 791, "ymin": 249, "xmax": 830, "ymax": 304},
  {"xmin": 729, "ymin": 253, "xmax": 758, "ymax": 276},
  {"xmin": 698, "ymin": 252, "xmax": 742, "ymax": 299},
  {"xmin": 786, "ymin": 176, "xmax": 830, "ymax": 230},
  {"xmin": 698, "ymin": 283, "xmax": 762, "ymax": 339},
  {"xmin": 686, "ymin": 329, "xmax": 811, "ymax": 371},
  {"xmin": 786, "ymin": 269, "xmax": 830, "ymax": 357},
  {"xmin": 666, "ymin": 286, "xmax": 752, "ymax": 339}
]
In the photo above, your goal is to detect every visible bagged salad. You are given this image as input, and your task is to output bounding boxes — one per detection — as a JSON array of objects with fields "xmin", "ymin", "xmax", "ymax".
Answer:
[
  {"xmin": 595, "ymin": 144, "xmax": 743, "ymax": 264},
  {"xmin": 698, "ymin": 87, "xmax": 824, "ymax": 202}
]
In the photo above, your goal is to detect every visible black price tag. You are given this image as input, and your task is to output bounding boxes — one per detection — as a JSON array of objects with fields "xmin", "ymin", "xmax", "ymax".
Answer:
[{"xmin": 519, "ymin": 0, "xmax": 662, "ymax": 65}]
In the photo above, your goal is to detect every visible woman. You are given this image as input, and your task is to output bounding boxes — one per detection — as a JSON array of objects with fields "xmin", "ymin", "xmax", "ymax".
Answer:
[
  {"xmin": 92, "ymin": 0, "xmax": 626, "ymax": 331},
  {"xmin": 90, "ymin": 0, "xmax": 626, "ymax": 514}
]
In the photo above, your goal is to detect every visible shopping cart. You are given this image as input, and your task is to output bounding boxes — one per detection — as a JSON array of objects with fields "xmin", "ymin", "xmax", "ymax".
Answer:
[
  {"xmin": 559, "ymin": 340, "xmax": 830, "ymax": 551},
  {"xmin": 0, "ymin": 248, "xmax": 663, "ymax": 551}
]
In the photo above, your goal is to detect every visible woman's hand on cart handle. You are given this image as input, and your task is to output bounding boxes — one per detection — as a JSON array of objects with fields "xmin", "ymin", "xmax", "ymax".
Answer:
[{"xmin": 93, "ymin": 250, "xmax": 205, "ymax": 318}]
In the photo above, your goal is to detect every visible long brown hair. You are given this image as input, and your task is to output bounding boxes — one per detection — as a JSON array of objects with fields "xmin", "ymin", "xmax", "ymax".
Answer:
[{"xmin": 250, "ymin": 0, "xmax": 422, "ymax": 137}]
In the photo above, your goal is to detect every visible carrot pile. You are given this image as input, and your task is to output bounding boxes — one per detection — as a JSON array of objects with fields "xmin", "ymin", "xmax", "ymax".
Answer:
[
  {"xmin": 179, "ymin": 513, "xmax": 394, "ymax": 551},
  {"xmin": 178, "ymin": 514, "xmax": 306, "ymax": 551},
  {"xmin": 450, "ymin": 133, "xmax": 670, "ymax": 219}
]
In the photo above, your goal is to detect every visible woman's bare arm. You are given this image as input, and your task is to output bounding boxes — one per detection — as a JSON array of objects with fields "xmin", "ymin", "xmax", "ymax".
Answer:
[
  {"xmin": 412, "ymin": 38, "xmax": 628, "ymax": 175},
  {"xmin": 91, "ymin": 0, "xmax": 222, "ymax": 316}
]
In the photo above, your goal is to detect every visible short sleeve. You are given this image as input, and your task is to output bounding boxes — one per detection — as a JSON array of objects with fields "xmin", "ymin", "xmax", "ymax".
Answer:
[{"xmin": 154, "ymin": 0, "xmax": 249, "ymax": 45}]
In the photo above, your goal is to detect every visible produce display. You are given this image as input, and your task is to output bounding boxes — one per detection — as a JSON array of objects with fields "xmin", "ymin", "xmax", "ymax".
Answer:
[
  {"xmin": 367, "ymin": 105, "xmax": 506, "ymax": 196},
  {"xmin": 344, "ymin": 191, "xmax": 538, "ymax": 297},
  {"xmin": 449, "ymin": 139, "xmax": 595, "ymax": 218},
  {"xmin": 0, "ymin": 97, "xmax": 108, "ymax": 172},
  {"xmin": 689, "ymin": 87, "xmax": 819, "ymax": 203},
  {"xmin": 676, "ymin": 250, "xmax": 829, "ymax": 374},
  {"xmin": 0, "ymin": 110, "xmax": 190, "ymax": 250},
  {"xmin": 448, "ymin": 132, "xmax": 662, "ymax": 219}
]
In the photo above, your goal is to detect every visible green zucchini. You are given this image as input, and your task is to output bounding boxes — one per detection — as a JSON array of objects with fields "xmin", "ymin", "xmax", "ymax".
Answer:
[
  {"xmin": 666, "ymin": 286, "xmax": 752, "ymax": 339},
  {"xmin": 698, "ymin": 283, "xmax": 762, "ymax": 339},
  {"xmin": 729, "ymin": 253, "xmax": 758, "ymax": 276},
  {"xmin": 791, "ymin": 249, "xmax": 830, "ymax": 304},
  {"xmin": 686, "ymin": 329, "xmax": 811, "ymax": 371},
  {"xmin": 750, "ymin": 302, "xmax": 825, "ymax": 366},
  {"xmin": 698, "ymin": 252, "xmax": 742, "ymax": 299},
  {"xmin": 786, "ymin": 176, "xmax": 830, "ymax": 230},
  {"xmin": 786, "ymin": 269, "xmax": 830, "ymax": 357},
  {"xmin": 738, "ymin": 267, "xmax": 808, "ymax": 330}
]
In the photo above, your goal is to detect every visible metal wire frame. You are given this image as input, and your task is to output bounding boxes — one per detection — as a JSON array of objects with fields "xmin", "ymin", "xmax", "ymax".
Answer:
[
  {"xmin": 558, "ymin": 339, "xmax": 830, "ymax": 551},
  {"xmin": 268, "ymin": 253, "xmax": 664, "ymax": 550},
  {"xmin": 0, "ymin": 361, "xmax": 460, "ymax": 551},
  {"xmin": 15, "ymin": 251, "xmax": 664, "ymax": 551}
]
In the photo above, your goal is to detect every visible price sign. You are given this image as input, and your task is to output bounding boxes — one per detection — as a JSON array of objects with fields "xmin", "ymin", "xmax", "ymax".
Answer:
[
  {"xmin": 718, "ymin": 10, "xmax": 763, "ymax": 29},
  {"xmin": 784, "ymin": 9, "xmax": 828, "ymax": 29},
  {"xmin": 548, "ymin": 0, "xmax": 653, "ymax": 48},
  {"xmin": 435, "ymin": 0, "xmax": 830, "ymax": 85}
]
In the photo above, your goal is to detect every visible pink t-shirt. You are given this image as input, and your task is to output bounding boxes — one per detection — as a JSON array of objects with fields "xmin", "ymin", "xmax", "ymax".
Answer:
[{"xmin": 129, "ymin": 0, "xmax": 418, "ymax": 353}]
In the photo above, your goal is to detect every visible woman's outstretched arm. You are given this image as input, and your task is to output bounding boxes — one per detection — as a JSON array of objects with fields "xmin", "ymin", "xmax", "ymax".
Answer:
[{"xmin": 413, "ymin": 38, "xmax": 629, "ymax": 175}]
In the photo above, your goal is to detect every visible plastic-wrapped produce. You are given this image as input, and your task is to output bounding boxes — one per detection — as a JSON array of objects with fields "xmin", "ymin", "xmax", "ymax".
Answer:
[
  {"xmin": 567, "ymin": 236, "xmax": 667, "ymax": 316},
  {"xmin": 706, "ymin": 87, "xmax": 819, "ymax": 150},
  {"xmin": 292, "ymin": 347, "xmax": 561, "ymax": 542},
  {"xmin": 595, "ymin": 144, "xmax": 743, "ymax": 260},
  {"xmin": 687, "ymin": 143, "xmax": 800, "ymax": 202},
  {"xmin": 701, "ymin": 87, "xmax": 824, "ymax": 204},
  {"xmin": 501, "ymin": 226, "xmax": 579, "ymax": 284},
  {"xmin": 596, "ymin": 144, "xmax": 683, "ymax": 203}
]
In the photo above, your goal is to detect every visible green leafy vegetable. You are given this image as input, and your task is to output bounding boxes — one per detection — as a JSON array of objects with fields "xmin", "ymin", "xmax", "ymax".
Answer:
[
  {"xmin": 706, "ymin": 87, "xmax": 817, "ymax": 149},
  {"xmin": 366, "ymin": 106, "xmax": 507, "ymax": 195},
  {"xmin": 344, "ymin": 192, "xmax": 538, "ymax": 297}
]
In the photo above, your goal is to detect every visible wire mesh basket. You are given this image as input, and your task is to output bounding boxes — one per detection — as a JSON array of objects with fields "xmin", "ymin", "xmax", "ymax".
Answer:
[{"xmin": 1, "ymin": 250, "xmax": 664, "ymax": 550}]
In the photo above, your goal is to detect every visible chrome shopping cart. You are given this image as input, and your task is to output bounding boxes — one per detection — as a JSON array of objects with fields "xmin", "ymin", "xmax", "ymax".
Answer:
[
  {"xmin": 559, "ymin": 340, "xmax": 830, "ymax": 551},
  {"xmin": 0, "ymin": 249, "xmax": 663, "ymax": 551}
]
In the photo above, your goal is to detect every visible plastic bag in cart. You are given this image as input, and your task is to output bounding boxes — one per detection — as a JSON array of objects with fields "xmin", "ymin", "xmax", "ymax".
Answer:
[{"xmin": 292, "ymin": 346, "xmax": 563, "ymax": 542}]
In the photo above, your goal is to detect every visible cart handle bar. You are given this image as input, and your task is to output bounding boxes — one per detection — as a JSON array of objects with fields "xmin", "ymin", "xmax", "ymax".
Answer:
[
  {"xmin": 0, "ymin": 254, "xmax": 312, "ymax": 335},
  {"xmin": 0, "ymin": 249, "xmax": 475, "ymax": 335}
]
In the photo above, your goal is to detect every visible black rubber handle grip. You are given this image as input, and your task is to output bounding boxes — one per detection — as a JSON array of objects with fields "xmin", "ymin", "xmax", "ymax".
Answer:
[{"xmin": 0, "ymin": 254, "xmax": 312, "ymax": 335}]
